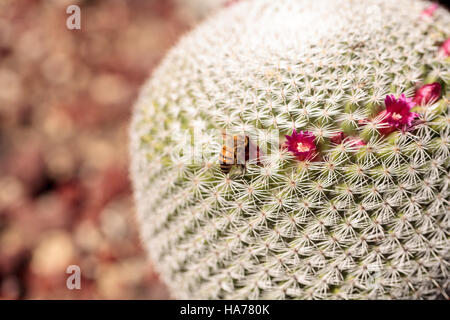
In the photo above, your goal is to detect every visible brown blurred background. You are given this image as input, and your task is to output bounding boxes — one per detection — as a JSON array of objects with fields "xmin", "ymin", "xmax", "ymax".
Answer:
[{"xmin": 0, "ymin": 0, "xmax": 228, "ymax": 299}]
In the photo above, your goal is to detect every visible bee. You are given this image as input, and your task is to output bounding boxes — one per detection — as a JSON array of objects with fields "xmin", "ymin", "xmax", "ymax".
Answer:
[{"xmin": 219, "ymin": 132, "xmax": 264, "ymax": 174}]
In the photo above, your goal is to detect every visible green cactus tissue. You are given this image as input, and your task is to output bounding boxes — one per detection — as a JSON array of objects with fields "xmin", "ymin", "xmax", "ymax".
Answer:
[{"xmin": 130, "ymin": 0, "xmax": 450, "ymax": 299}]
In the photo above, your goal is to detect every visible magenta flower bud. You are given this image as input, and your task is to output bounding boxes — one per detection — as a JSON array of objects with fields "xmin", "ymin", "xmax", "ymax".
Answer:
[
  {"xmin": 225, "ymin": 0, "xmax": 239, "ymax": 7},
  {"xmin": 330, "ymin": 132, "xmax": 365, "ymax": 148},
  {"xmin": 330, "ymin": 131, "xmax": 346, "ymax": 144},
  {"xmin": 439, "ymin": 38, "xmax": 450, "ymax": 57},
  {"xmin": 421, "ymin": 3, "xmax": 438, "ymax": 17},
  {"xmin": 413, "ymin": 82, "xmax": 442, "ymax": 105},
  {"xmin": 376, "ymin": 110, "xmax": 396, "ymax": 135},
  {"xmin": 284, "ymin": 129, "xmax": 317, "ymax": 161}
]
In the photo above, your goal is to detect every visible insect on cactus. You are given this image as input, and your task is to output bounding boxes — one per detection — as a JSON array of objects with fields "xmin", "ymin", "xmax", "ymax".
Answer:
[{"xmin": 130, "ymin": 0, "xmax": 450, "ymax": 299}]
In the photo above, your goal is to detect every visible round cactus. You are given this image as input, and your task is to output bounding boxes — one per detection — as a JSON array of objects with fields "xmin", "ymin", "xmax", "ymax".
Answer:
[
  {"xmin": 130, "ymin": 0, "xmax": 450, "ymax": 299},
  {"xmin": 174, "ymin": 0, "xmax": 230, "ymax": 19}
]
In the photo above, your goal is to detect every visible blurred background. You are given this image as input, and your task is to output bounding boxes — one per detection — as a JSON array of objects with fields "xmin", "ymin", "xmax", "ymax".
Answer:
[{"xmin": 0, "ymin": 0, "xmax": 230, "ymax": 299}]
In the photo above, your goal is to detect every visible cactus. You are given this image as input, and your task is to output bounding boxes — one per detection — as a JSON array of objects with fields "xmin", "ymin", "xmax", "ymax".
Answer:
[
  {"xmin": 174, "ymin": 0, "xmax": 230, "ymax": 19},
  {"xmin": 130, "ymin": 0, "xmax": 450, "ymax": 299}
]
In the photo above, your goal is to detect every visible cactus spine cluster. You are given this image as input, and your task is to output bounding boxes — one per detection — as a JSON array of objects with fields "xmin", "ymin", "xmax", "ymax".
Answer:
[{"xmin": 130, "ymin": 0, "xmax": 450, "ymax": 299}]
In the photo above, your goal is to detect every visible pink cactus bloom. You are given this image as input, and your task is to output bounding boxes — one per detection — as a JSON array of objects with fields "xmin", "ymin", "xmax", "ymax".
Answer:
[
  {"xmin": 421, "ymin": 3, "xmax": 439, "ymax": 17},
  {"xmin": 439, "ymin": 38, "xmax": 450, "ymax": 57},
  {"xmin": 383, "ymin": 94, "xmax": 418, "ymax": 129},
  {"xmin": 413, "ymin": 82, "xmax": 442, "ymax": 105},
  {"xmin": 285, "ymin": 129, "xmax": 317, "ymax": 161}
]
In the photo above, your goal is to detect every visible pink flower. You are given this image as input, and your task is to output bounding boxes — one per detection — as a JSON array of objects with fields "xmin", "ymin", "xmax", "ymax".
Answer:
[
  {"xmin": 284, "ymin": 130, "xmax": 317, "ymax": 161},
  {"xmin": 413, "ymin": 82, "xmax": 442, "ymax": 105},
  {"xmin": 359, "ymin": 95, "xmax": 418, "ymax": 135},
  {"xmin": 383, "ymin": 94, "xmax": 418, "ymax": 129},
  {"xmin": 439, "ymin": 38, "xmax": 450, "ymax": 57},
  {"xmin": 421, "ymin": 3, "xmax": 439, "ymax": 17}
]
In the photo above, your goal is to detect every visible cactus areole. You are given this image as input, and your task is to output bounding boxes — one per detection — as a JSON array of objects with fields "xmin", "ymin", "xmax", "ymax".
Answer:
[{"xmin": 130, "ymin": 0, "xmax": 450, "ymax": 299}]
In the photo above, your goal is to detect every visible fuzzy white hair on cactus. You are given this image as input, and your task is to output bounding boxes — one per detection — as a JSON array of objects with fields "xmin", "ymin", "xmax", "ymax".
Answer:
[{"xmin": 130, "ymin": 0, "xmax": 450, "ymax": 299}]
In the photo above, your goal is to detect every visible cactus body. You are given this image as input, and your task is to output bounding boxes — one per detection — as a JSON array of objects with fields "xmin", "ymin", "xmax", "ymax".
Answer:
[{"xmin": 130, "ymin": 0, "xmax": 450, "ymax": 299}]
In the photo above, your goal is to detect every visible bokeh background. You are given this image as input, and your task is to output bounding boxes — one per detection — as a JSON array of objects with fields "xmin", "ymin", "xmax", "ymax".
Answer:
[{"xmin": 0, "ymin": 0, "xmax": 229, "ymax": 299}]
